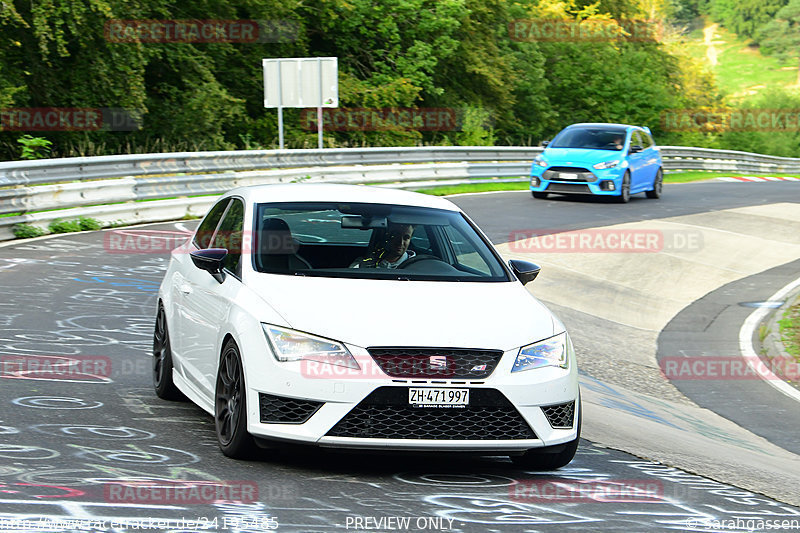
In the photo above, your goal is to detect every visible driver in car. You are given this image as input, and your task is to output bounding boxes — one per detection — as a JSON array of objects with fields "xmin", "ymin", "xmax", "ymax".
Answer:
[{"xmin": 350, "ymin": 223, "xmax": 415, "ymax": 269}]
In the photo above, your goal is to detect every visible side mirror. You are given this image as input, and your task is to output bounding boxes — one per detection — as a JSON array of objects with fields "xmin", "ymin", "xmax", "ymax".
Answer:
[
  {"xmin": 190, "ymin": 248, "xmax": 227, "ymax": 283},
  {"xmin": 629, "ymin": 145, "xmax": 643, "ymax": 154},
  {"xmin": 508, "ymin": 259, "xmax": 541, "ymax": 286},
  {"xmin": 541, "ymin": 140, "xmax": 550, "ymax": 148}
]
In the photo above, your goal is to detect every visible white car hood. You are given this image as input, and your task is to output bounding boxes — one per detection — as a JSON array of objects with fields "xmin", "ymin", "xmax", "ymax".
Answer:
[{"xmin": 246, "ymin": 275, "xmax": 556, "ymax": 351}]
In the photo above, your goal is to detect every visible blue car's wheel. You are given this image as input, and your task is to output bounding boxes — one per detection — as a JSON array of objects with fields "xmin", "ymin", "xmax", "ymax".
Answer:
[
  {"xmin": 616, "ymin": 171, "xmax": 631, "ymax": 203},
  {"xmin": 646, "ymin": 168, "xmax": 663, "ymax": 199}
]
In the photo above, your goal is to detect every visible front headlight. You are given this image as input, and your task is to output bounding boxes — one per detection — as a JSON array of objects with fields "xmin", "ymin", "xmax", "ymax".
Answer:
[
  {"xmin": 534, "ymin": 157, "xmax": 548, "ymax": 167},
  {"xmin": 512, "ymin": 332, "xmax": 569, "ymax": 373},
  {"xmin": 262, "ymin": 324, "xmax": 359, "ymax": 369},
  {"xmin": 593, "ymin": 160, "xmax": 620, "ymax": 170}
]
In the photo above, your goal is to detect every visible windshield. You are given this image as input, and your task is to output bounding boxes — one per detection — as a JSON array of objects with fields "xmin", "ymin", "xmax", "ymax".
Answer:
[
  {"xmin": 550, "ymin": 126, "xmax": 628, "ymax": 151},
  {"xmin": 253, "ymin": 202, "xmax": 511, "ymax": 282}
]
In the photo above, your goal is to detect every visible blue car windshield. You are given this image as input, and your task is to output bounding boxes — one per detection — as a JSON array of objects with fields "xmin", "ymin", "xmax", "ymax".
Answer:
[{"xmin": 550, "ymin": 127, "xmax": 628, "ymax": 151}]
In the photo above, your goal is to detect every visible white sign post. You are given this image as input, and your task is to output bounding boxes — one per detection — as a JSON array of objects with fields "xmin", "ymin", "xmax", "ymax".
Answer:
[{"xmin": 263, "ymin": 57, "xmax": 338, "ymax": 149}]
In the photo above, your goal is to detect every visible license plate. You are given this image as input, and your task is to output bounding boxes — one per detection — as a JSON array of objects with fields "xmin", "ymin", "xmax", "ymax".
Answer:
[
  {"xmin": 409, "ymin": 388, "xmax": 469, "ymax": 408},
  {"xmin": 559, "ymin": 172, "xmax": 578, "ymax": 180}
]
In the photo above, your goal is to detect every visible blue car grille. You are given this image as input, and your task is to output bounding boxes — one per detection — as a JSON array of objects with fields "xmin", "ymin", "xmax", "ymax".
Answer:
[{"xmin": 543, "ymin": 167, "xmax": 597, "ymax": 183}]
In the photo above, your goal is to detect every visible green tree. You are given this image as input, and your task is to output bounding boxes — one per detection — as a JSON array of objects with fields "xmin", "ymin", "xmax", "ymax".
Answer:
[
  {"xmin": 711, "ymin": 0, "xmax": 787, "ymax": 39},
  {"xmin": 757, "ymin": 0, "xmax": 800, "ymax": 86}
]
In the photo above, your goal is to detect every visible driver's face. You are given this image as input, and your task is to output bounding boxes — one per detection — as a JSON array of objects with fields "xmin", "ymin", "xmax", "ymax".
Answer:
[{"xmin": 385, "ymin": 225, "xmax": 413, "ymax": 261}]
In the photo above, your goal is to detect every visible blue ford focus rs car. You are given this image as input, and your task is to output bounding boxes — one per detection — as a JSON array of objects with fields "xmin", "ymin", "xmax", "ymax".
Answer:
[{"xmin": 530, "ymin": 123, "xmax": 663, "ymax": 203}]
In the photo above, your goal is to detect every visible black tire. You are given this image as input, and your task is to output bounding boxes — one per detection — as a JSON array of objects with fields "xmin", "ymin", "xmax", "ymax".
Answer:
[
  {"xmin": 616, "ymin": 172, "xmax": 631, "ymax": 203},
  {"xmin": 532, "ymin": 192, "xmax": 549, "ymax": 199},
  {"xmin": 646, "ymin": 168, "xmax": 663, "ymax": 199},
  {"xmin": 153, "ymin": 306, "xmax": 185, "ymax": 401},
  {"xmin": 215, "ymin": 340, "xmax": 256, "ymax": 458},
  {"xmin": 510, "ymin": 396, "xmax": 581, "ymax": 470}
]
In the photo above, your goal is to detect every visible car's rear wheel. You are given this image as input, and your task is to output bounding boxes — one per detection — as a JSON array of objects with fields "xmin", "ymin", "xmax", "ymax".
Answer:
[
  {"xmin": 215, "ymin": 340, "xmax": 256, "ymax": 458},
  {"xmin": 510, "ymin": 397, "xmax": 581, "ymax": 470},
  {"xmin": 153, "ymin": 305, "xmax": 185, "ymax": 401},
  {"xmin": 646, "ymin": 168, "xmax": 663, "ymax": 199},
  {"xmin": 616, "ymin": 172, "xmax": 631, "ymax": 203},
  {"xmin": 532, "ymin": 191, "xmax": 549, "ymax": 199}
]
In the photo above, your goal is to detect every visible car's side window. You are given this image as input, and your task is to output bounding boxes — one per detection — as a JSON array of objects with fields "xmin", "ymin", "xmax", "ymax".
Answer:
[
  {"xmin": 628, "ymin": 131, "xmax": 642, "ymax": 151},
  {"xmin": 194, "ymin": 199, "xmax": 231, "ymax": 249},
  {"xmin": 211, "ymin": 198, "xmax": 245, "ymax": 275},
  {"xmin": 642, "ymin": 132, "xmax": 655, "ymax": 149}
]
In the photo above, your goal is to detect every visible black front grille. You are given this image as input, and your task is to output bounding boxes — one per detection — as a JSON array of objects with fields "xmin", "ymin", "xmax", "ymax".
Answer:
[
  {"xmin": 367, "ymin": 347, "xmax": 503, "ymax": 379},
  {"xmin": 259, "ymin": 393, "xmax": 323, "ymax": 424},
  {"xmin": 326, "ymin": 387, "xmax": 536, "ymax": 440},
  {"xmin": 544, "ymin": 167, "xmax": 597, "ymax": 183},
  {"xmin": 542, "ymin": 401, "xmax": 575, "ymax": 428},
  {"xmin": 545, "ymin": 183, "xmax": 592, "ymax": 194}
]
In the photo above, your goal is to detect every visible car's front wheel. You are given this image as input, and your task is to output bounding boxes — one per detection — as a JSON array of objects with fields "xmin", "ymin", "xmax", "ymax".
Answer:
[
  {"xmin": 616, "ymin": 172, "xmax": 631, "ymax": 203},
  {"xmin": 646, "ymin": 168, "xmax": 663, "ymax": 199},
  {"xmin": 510, "ymin": 399, "xmax": 581, "ymax": 470},
  {"xmin": 153, "ymin": 305, "xmax": 185, "ymax": 401},
  {"xmin": 215, "ymin": 340, "xmax": 256, "ymax": 458}
]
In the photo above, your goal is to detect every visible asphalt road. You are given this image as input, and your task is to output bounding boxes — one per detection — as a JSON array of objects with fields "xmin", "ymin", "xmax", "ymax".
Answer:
[{"xmin": 1, "ymin": 181, "xmax": 799, "ymax": 532}]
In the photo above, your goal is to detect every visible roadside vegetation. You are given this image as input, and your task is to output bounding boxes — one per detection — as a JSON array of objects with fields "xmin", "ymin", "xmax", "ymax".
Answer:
[
  {"xmin": 2, "ymin": 0, "xmax": 799, "ymax": 160},
  {"xmin": 779, "ymin": 296, "xmax": 800, "ymax": 362}
]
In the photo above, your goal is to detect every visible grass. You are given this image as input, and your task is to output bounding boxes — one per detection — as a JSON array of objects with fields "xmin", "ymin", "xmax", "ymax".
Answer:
[
  {"xmin": 683, "ymin": 18, "xmax": 796, "ymax": 100},
  {"xmin": 778, "ymin": 296, "xmax": 800, "ymax": 361},
  {"xmin": 414, "ymin": 181, "xmax": 529, "ymax": 196},
  {"xmin": 413, "ymin": 171, "xmax": 800, "ymax": 196}
]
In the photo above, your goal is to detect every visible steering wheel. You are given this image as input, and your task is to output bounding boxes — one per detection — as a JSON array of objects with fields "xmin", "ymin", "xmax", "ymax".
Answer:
[{"xmin": 398, "ymin": 254, "xmax": 442, "ymax": 269}]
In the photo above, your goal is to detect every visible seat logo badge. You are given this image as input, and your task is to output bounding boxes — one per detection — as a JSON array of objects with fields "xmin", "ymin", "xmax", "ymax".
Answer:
[{"xmin": 429, "ymin": 356, "xmax": 447, "ymax": 369}]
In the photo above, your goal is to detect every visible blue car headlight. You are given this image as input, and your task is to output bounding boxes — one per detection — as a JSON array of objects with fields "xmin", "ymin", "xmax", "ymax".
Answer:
[
  {"xmin": 512, "ymin": 332, "xmax": 569, "ymax": 373},
  {"xmin": 262, "ymin": 324, "xmax": 360, "ymax": 369},
  {"xmin": 534, "ymin": 157, "xmax": 548, "ymax": 167},
  {"xmin": 593, "ymin": 160, "xmax": 620, "ymax": 170}
]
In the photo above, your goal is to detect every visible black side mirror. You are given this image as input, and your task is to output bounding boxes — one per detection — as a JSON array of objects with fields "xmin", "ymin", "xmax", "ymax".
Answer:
[
  {"xmin": 629, "ymin": 145, "xmax": 643, "ymax": 154},
  {"xmin": 190, "ymin": 248, "xmax": 228, "ymax": 283},
  {"xmin": 541, "ymin": 140, "xmax": 550, "ymax": 147},
  {"xmin": 508, "ymin": 259, "xmax": 541, "ymax": 286}
]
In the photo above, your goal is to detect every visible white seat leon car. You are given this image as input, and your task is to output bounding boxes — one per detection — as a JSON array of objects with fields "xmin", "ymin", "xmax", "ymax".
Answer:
[{"xmin": 154, "ymin": 184, "xmax": 580, "ymax": 469}]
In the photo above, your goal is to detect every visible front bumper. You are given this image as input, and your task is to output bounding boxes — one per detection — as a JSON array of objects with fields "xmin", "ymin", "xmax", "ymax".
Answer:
[
  {"xmin": 243, "ymin": 341, "xmax": 580, "ymax": 451},
  {"xmin": 530, "ymin": 166, "xmax": 625, "ymax": 196}
]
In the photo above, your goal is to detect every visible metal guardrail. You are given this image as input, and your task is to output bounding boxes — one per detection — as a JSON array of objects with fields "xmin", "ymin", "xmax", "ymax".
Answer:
[{"xmin": 1, "ymin": 145, "xmax": 798, "ymax": 241}]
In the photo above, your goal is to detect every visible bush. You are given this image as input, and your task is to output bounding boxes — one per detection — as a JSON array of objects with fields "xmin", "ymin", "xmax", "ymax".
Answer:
[
  {"xmin": 12, "ymin": 224, "xmax": 47, "ymax": 239},
  {"xmin": 78, "ymin": 216, "xmax": 102, "ymax": 231},
  {"xmin": 48, "ymin": 219, "xmax": 82, "ymax": 233}
]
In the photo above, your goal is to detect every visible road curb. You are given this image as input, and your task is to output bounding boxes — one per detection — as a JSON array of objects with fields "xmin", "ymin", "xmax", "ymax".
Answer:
[{"xmin": 760, "ymin": 286, "xmax": 800, "ymax": 394}]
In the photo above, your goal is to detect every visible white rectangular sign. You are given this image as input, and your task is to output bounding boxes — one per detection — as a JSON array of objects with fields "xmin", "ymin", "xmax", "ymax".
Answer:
[{"xmin": 263, "ymin": 57, "xmax": 338, "ymax": 108}]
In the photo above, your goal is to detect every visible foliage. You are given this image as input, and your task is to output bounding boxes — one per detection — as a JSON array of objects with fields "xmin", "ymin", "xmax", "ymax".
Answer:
[
  {"xmin": 78, "ymin": 216, "xmax": 102, "ymax": 230},
  {"xmin": 48, "ymin": 218, "xmax": 83, "ymax": 233},
  {"xmin": 17, "ymin": 135, "xmax": 53, "ymax": 159},
  {"xmin": 0, "ymin": 0, "xmax": 748, "ymax": 157},
  {"xmin": 756, "ymin": 0, "xmax": 800, "ymax": 85},
  {"xmin": 710, "ymin": 0, "xmax": 787, "ymax": 40},
  {"xmin": 12, "ymin": 224, "xmax": 47, "ymax": 239}
]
